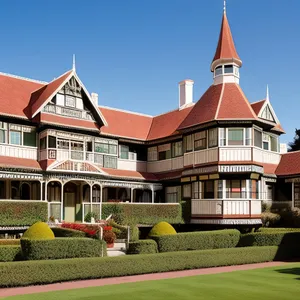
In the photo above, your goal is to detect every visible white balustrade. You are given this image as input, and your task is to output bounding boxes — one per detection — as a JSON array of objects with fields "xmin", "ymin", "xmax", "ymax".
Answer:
[
  {"xmin": 253, "ymin": 148, "xmax": 281, "ymax": 164},
  {"xmin": 0, "ymin": 144, "xmax": 37, "ymax": 160},
  {"xmin": 118, "ymin": 159, "xmax": 147, "ymax": 172},
  {"xmin": 219, "ymin": 147, "xmax": 252, "ymax": 161}
]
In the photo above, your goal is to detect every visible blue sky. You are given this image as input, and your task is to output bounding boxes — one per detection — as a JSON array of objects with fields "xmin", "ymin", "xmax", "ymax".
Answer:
[{"xmin": 0, "ymin": 0, "xmax": 298, "ymax": 144}]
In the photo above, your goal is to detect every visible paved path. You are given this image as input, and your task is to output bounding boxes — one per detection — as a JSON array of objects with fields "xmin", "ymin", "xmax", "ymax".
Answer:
[{"xmin": 0, "ymin": 261, "xmax": 291, "ymax": 298}]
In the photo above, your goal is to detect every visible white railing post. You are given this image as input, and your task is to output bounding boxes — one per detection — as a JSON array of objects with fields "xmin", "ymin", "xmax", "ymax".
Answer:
[{"xmin": 100, "ymin": 185, "xmax": 103, "ymax": 220}]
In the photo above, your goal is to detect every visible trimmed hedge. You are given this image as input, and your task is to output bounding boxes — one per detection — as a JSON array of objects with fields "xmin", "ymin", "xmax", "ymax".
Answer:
[
  {"xmin": 238, "ymin": 231, "xmax": 300, "ymax": 247},
  {"xmin": 51, "ymin": 227, "xmax": 86, "ymax": 238},
  {"xmin": 23, "ymin": 222, "xmax": 55, "ymax": 240},
  {"xmin": 0, "ymin": 245, "xmax": 22, "ymax": 262},
  {"xmin": 127, "ymin": 240, "xmax": 158, "ymax": 254},
  {"xmin": 0, "ymin": 201, "xmax": 48, "ymax": 226},
  {"xmin": 1, "ymin": 245, "xmax": 300, "ymax": 287},
  {"xmin": 151, "ymin": 229, "xmax": 240, "ymax": 252},
  {"xmin": 0, "ymin": 240, "xmax": 20, "ymax": 245},
  {"xmin": 21, "ymin": 238, "xmax": 107, "ymax": 260},
  {"xmin": 258, "ymin": 227, "xmax": 300, "ymax": 232},
  {"xmin": 108, "ymin": 220, "xmax": 139, "ymax": 241},
  {"xmin": 102, "ymin": 203, "xmax": 182, "ymax": 225}
]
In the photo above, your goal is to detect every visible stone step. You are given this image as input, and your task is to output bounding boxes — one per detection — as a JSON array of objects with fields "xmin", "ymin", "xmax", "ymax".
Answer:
[
  {"xmin": 107, "ymin": 250, "xmax": 126, "ymax": 257},
  {"xmin": 107, "ymin": 242, "xmax": 126, "ymax": 251}
]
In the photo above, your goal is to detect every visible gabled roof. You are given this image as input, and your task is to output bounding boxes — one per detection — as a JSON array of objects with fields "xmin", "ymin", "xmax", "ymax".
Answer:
[
  {"xmin": 0, "ymin": 72, "xmax": 45, "ymax": 119},
  {"xmin": 276, "ymin": 151, "xmax": 300, "ymax": 176},
  {"xmin": 211, "ymin": 11, "xmax": 242, "ymax": 71},
  {"xmin": 99, "ymin": 106, "xmax": 153, "ymax": 140},
  {"xmin": 147, "ymin": 106, "xmax": 194, "ymax": 141},
  {"xmin": 251, "ymin": 100, "xmax": 266, "ymax": 115},
  {"xmin": 178, "ymin": 83, "xmax": 256, "ymax": 131}
]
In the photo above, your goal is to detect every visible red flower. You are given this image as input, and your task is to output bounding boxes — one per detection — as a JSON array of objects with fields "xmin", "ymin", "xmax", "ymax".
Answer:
[{"xmin": 103, "ymin": 226, "xmax": 112, "ymax": 231}]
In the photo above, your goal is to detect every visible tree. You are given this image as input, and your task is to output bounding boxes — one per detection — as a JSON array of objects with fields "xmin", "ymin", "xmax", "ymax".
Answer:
[{"xmin": 288, "ymin": 128, "xmax": 300, "ymax": 152}]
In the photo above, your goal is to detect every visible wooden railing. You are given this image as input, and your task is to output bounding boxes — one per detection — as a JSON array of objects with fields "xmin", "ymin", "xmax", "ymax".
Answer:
[{"xmin": 0, "ymin": 144, "xmax": 37, "ymax": 160}]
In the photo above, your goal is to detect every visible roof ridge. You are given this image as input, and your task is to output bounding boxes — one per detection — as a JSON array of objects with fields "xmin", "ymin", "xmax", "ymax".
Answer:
[
  {"xmin": 0, "ymin": 71, "xmax": 48, "ymax": 84},
  {"xmin": 154, "ymin": 104, "xmax": 194, "ymax": 118},
  {"xmin": 99, "ymin": 105, "xmax": 153, "ymax": 118},
  {"xmin": 282, "ymin": 150, "xmax": 300, "ymax": 155},
  {"xmin": 251, "ymin": 99, "xmax": 266, "ymax": 105},
  {"xmin": 235, "ymin": 84, "xmax": 257, "ymax": 119},
  {"xmin": 214, "ymin": 83, "xmax": 225, "ymax": 119}
]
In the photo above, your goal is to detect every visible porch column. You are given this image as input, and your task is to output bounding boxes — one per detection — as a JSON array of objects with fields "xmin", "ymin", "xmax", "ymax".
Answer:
[
  {"xmin": 100, "ymin": 185, "xmax": 103, "ymax": 220},
  {"xmin": 40, "ymin": 181, "xmax": 43, "ymax": 201},
  {"xmin": 292, "ymin": 182, "xmax": 295, "ymax": 208},
  {"xmin": 60, "ymin": 182, "xmax": 64, "ymax": 222},
  {"xmin": 246, "ymin": 179, "xmax": 250, "ymax": 199},
  {"xmin": 222, "ymin": 180, "xmax": 226, "ymax": 199},
  {"xmin": 131, "ymin": 188, "xmax": 134, "ymax": 203},
  {"xmin": 90, "ymin": 184, "xmax": 93, "ymax": 213},
  {"xmin": 45, "ymin": 181, "xmax": 49, "ymax": 219},
  {"xmin": 151, "ymin": 187, "xmax": 154, "ymax": 203}
]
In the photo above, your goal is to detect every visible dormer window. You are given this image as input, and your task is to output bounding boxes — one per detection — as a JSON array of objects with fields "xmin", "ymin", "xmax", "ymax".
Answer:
[
  {"xmin": 215, "ymin": 66, "xmax": 223, "ymax": 76},
  {"xmin": 224, "ymin": 65, "xmax": 234, "ymax": 74}
]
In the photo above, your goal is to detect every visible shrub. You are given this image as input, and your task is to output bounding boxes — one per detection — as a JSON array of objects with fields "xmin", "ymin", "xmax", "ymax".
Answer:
[
  {"xmin": 0, "ymin": 245, "xmax": 22, "ymax": 262},
  {"xmin": 51, "ymin": 227, "xmax": 86, "ymax": 238},
  {"xmin": 1, "ymin": 245, "xmax": 300, "ymax": 287},
  {"xmin": 130, "ymin": 224, "xmax": 139, "ymax": 241},
  {"xmin": 23, "ymin": 222, "xmax": 55, "ymax": 240},
  {"xmin": 0, "ymin": 240, "xmax": 20, "ymax": 246},
  {"xmin": 238, "ymin": 231, "xmax": 300, "ymax": 247},
  {"xmin": 21, "ymin": 238, "xmax": 107, "ymax": 260},
  {"xmin": 151, "ymin": 229, "xmax": 240, "ymax": 252},
  {"xmin": 181, "ymin": 200, "xmax": 191, "ymax": 223},
  {"xmin": 149, "ymin": 222, "xmax": 177, "ymax": 237},
  {"xmin": 84, "ymin": 211, "xmax": 99, "ymax": 223},
  {"xmin": 261, "ymin": 212, "xmax": 281, "ymax": 227},
  {"xmin": 102, "ymin": 203, "xmax": 182, "ymax": 225},
  {"xmin": 127, "ymin": 240, "xmax": 158, "ymax": 254},
  {"xmin": 103, "ymin": 230, "xmax": 116, "ymax": 245},
  {"xmin": 108, "ymin": 220, "xmax": 139, "ymax": 241},
  {"xmin": 0, "ymin": 201, "xmax": 48, "ymax": 226},
  {"xmin": 257, "ymin": 227, "xmax": 300, "ymax": 232},
  {"xmin": 279, "ymin": 208, "xmax": 300, "ymax": 228}
]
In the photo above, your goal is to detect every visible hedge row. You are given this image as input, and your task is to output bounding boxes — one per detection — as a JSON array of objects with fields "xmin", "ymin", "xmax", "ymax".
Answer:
[
  {"xmin": 151, "ymin": 229, "xmax": 240, "ymax": 252},
  {"xmin": 0, "ymin": 201, "xmax": 48, "ymax": 226},
  {"xmin": 108, "ymin": 220, "xmax": 139, "ymax": 241},
  {"xmin": 21, "ymin": 238, "xmax": 107, "ymax": 260},
  {"xmin": 51, "ymin": 227, "xmax": 86, "ymax": 238},
  {"xmin": 238, "ymin": 231, "xmax": 300, "ymax": 247},
  {"xmin": 0, "ymin": 246, "xmax": 22, "ymax": 262},
  {"xmin": 258, "ymin": 228, "xmax": 300, "ymax": 233},
  {"xmin": 1, "ymin": 245, "xmax": 299, "ymax": 287},
  {"xmin": 127, "ymin": 240, "xmax": 158, "ymax": 254},
  {"xmin": 102, "ymin": 203, "xmax": 182, "ymax": 225}
]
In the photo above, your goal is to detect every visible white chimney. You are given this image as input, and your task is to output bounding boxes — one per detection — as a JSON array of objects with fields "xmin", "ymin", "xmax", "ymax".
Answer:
[
  {"xmin": 280, "ymin": 143, "xmax": 288, "ymax": 154},
  {"xmin": 91, "ymin": 92, "xmax": 99, "ymax": 106},
  {"xmin": 179, "ymin": 79, "xmax": 194, "ymax": 109}
]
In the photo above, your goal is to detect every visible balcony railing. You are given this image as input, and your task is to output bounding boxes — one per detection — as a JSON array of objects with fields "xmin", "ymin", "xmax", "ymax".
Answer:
[{"xmin": 44, "ymin": 104, "xmax": 94, "ymax": 121}]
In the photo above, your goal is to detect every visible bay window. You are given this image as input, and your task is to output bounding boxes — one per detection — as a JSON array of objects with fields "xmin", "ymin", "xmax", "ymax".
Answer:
[
  {"xmin": 10, "ymin": 131, "xmax": 21, "ymax": 145},
  {"xmin": 0, "ymin": 122, "xmax": 7, "ymax": 143},
  {"xmin": 183, "ymin": 134, "xmax": 193, "ymax": 152},
  {"xmin": 183, "ymin": 184, "xmax": 191, "ymax": 198},
  {"xmin": 208, "ymin": 128, "xmax": 218, "ymax": 148},
  {"xmin": 194, "ymin": 131, "xmax": 207, "ymax": 150},
  {"xmin": 245, "ymin": 128, "xmax": 252, "ymax": 145},
  {"xmin": 48, "ymin": 136, "xmax": 56, "ymax": 148},
  {"xmin": 172, "ymin": 141, "xmax": 183, "ymax": 157},
  {"xmin": 219, "ymin": 128, "xmax": 226, "ymax": 146},
  {"xmin": 226, "ymin": 180, "xmax": 246, "ymax": 198},
  {"xmin": 8, "ymin": 125, "xmax": 36, "ymax": 147},
  {"xmin": 104, "ymin": 156, "xmax": 117, "ymax": 168},
  {"xmin": 119, "ymin": 145, "xmax": 129, "ymax": 159},
  {"xmin": 263, "ymin": 133, "xmax": 270, "ymax": 150},
  {"xmin": 192, "ymin": 181, "xmax": 200, "ymax": 199},
  {"xmin": 95, "ymin": 142, "xmax": 117, "ymax": 155},
  {"xmin": 254, "ymin": 129, "xmax": 262, "ymax": 148},
  {"xmin": 148, "ymin": 146, "xmax": 158, "ymax": 161},
  {"xmin": 203, "ymin": 180, "xmax": 214, "ymax": 199},
  {"xmin": 270, "ymin": 135, "xmax": 278, "ymax": 152}
]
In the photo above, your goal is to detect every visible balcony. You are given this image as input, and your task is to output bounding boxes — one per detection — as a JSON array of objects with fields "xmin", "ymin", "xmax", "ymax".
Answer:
[
  {"xmin": 0, "ymin": 144, "xmax": 37, "ymax": 160},
  {"xmin": 253, "ymin": 148, "xmax": 281, "ymax": 164},
  {"xmin": 147, "ymin": 156, "xmax": 183, "ymax": 173},
  {"xmin": 184, "ymin": 148, "xmax": 218, "ymax": 167},
  {"xmin": 44, "ymin": 104, "xmax": 94, "ymax": 121}
]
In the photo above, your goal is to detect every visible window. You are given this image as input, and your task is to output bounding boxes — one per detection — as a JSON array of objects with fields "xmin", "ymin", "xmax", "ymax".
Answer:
[
  {"xmin": 203, "ymin": 180, "xmax": 214, "ymax": 199},
  {"xmin": 104, "ymin": 156, "xmax": 117, "ymax": 168},
  {"xmin": 0, "ymin": 122, "xmax": 7, "ymax": 143},
  {"xmin": 86, "ymin": 141, "xmax": 93, "ymax": 152},
  {"xmin": 215, "ymin": 66, "xmax": 222, "ymax": 76},
  {"xmin": 254, "ymin": 129, "xmax": 262, "ymax": 148},
  {"xmin": 208, "ymin": 128, "xmax": 218, "ymax": 148},
  {"xmin": 219, "ymin": 128, "xmax": 226, "ymax": 146},
  {"xmin": 71, "ymin": 141, "xmax": 84, "ymax": 151},
  {"xmin": 10, "ymin": 131, "xmax": 21, "ymax": 145},
  {"xmin": 228, "ymin": 129, "xmax": 243, "ymax": 146},
  {"xmin": 158, "ymin": 144, "xmax": 171, "ymax": 161},
  {"xmin": 263, "ymin": 133, "xmax": 270, "ymax": 150},
  {"xmin": 65, "ymin": 96, "xmax": 76, "ymax": 107},
  {"xmin": 119, "ymin": 145, "xmax": 129, "ymax": 159},
  {"xmin": 194, "ymin": 131, "xmax": 207, "ymax": 150},
  {"xmin": 166, "ymin": 187, "xmax": 178, "ymax": 203},
  {"xmin": 48, "ymin": 136, "xmax": 56, "ymax": 148},
  {"xmin": 183, "ymin": 134, "xmax": 193, "ymax": 152},
  {"xmin": 148, "ymin": 147, "xmax": 158, "ymax": 161},
  {"xmin": 23, "ymin": 131, "xmax": 36, "ymax": 147},
  {"xmin": 183, "ymin": 184, "xmax": 191, "ymax": 198},
  {"xmin": 224, "ymin": 65, "xmax": 234, "ymax": 74},
  {"xmin": 172, "ymin": 141, "xmax": 183, "ymax": 157},
  {"xmin": 226, "ymin": 180, "xmax": 246, "ymax": 198},
  {"xmin": 40, "ymin": 137, "xmax": 46, "ymax": 149},
  {"xmin": 192, "ymin": 182, "xmax": 200, "ymax": 199},
  {"xmin": 57, "ymin": 139, "xmax": 69, "ymax": 150},
  {"xmin": 270, "ymin": 135, "xmax": 278, "ymax": 152},
  {"xmin": 245, "ymin": 128, "xmax": 252, "ymax": 146},
  {"xmin": 56, "ymin": 94, "xmax": 65, "ymax": 106},
  {"xmin": 249, "ymin": 180, "xmax": 259, "ymax": 199},
  {"xmin": 95, "ymin": 142, "xmax": 117, "ymax": 155},
  {"xmin": 218, "ymin": 180, "xmax": 223, "ymax": 198}
]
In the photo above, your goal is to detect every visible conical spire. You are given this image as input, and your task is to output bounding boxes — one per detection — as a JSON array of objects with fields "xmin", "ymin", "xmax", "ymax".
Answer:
[{"xmin": 211, "ymin": 9, "xmax": 242, "ymax": 71}]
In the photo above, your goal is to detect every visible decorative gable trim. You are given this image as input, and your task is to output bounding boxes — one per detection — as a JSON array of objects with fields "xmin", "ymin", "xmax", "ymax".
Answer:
[{"xmin": 258, "ymin": 101, "xmax": 280, "ymax": 124}]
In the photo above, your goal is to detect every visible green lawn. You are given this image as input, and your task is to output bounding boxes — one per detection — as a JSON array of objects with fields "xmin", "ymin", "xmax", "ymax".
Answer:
[{"xmin": 6, "ymin": 263, "xmax": 300, "ymax": 300}]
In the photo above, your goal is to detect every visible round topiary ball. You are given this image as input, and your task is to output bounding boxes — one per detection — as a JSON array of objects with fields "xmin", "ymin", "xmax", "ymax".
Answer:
[
  {"xmin": 149, "ymin": 221, "xmax": 177, "ymax": 236},
  {"xmin": 23, "ymin": 221, "xmax": 55, "ymax": 240}
]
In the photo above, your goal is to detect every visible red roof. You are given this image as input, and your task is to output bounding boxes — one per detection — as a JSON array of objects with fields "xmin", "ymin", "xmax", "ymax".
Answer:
[
  {"xmin": 99, "ymin": 107, "xmax": 152, "ymax": 140},
  {"xmin": 212, "ymin": 12, "xmax": 241, "ymax": 69},
  {"xmin": 101, "ymin": 168, "xmax": 157, "ymax": 181},
  {"xmin": 251, "ymin": 100, "xmax": 266, "ymax": 115},
  {"xmin": 147, "ymin": 106, "xmax": 193, "ymax": 140},
  {"xmin": 30, "ymin": 71, "xmax": 72, "ymax": 117},
  {"xmin": 178, "ymin": 83, "xmax": 256, "ymax": 130},
  {"xmin": 0, "ymin": 156, "xmax": 41, "ymax": 170},
  {"xmin": 276, "ymin": 151, "xmax": 300, "ymax": 176},
  {"xmin": 262, "ymin": 163, "xmax": 278, "ymax": 175},
  {"xmin": 0, "ymin": 73, "xmax": 44, "ymax": 118}
]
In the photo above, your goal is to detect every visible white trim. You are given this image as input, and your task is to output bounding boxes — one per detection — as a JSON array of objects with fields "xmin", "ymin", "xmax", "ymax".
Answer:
[
  {"xmin": 99, "ymin": 105, "xmax": 153, "ymax": 118},
  {"xmin": 258, "ymin": 100, "xmax": 280, "ymax": 124},
  {"xmin": 0, "ymin": 71, "xmax": 48, "ymax": 84},
  {"xmin": 214, "ymin": 83, "xmax": 225, "ymax": 119}
]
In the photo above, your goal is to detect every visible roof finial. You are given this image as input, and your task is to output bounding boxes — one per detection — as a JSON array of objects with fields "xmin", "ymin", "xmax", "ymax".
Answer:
[
  {"xmin": 266, "ymin": 84, "xmax": 269, "ymax": 102},
  {"xmin": 72, "ymin": 54, "xmax": 76, "ymax": 72},
  {"xmin": 223, "ymin": 0, "xmax": 226, "ymax": 13}
]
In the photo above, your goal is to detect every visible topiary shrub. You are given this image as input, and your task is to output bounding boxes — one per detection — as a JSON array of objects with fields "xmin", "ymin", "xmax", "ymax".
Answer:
[
  {"xmin": 148, "ymin": 221, "xmax": 177, "ymax": 237},
  {"xmin": 51, "ymin": 227, "xmax": 86, "ymax": 238},
  {"xmin": 22, "ymin": 222, "xmax": 55, "ymax": 240},
  {"xmin": 0, "ymin": 245, "xmax": 22, "ymax": 262}
]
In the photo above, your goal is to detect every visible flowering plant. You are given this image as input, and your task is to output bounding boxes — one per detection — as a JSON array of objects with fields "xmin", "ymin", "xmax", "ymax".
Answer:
[{"xmin": 103, "ymin": 226, "xmax": 112, "ymax": 231}]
